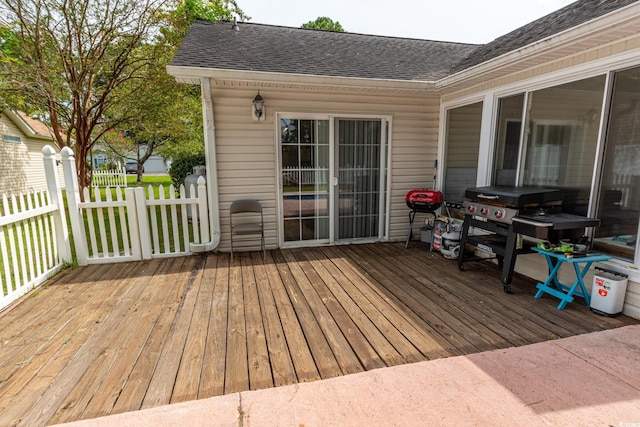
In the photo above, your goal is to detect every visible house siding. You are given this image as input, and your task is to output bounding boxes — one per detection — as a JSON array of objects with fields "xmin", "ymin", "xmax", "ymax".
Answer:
[
  {"xmin": 209, "ymin": 85, "xmax": 438, "ymax": 251},
  {"xmin": 0, "ymin": 113, "xmax": 62, "ymax": 195}
]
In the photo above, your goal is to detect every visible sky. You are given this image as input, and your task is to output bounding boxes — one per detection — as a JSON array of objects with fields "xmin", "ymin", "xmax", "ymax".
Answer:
[{"xmin": 235, "ymin": 0, "xmax": 576, "ymax": 44}]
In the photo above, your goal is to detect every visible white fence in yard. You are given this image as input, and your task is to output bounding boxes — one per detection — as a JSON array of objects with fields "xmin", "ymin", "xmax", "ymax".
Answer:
[
  {"xmin": 0, "ymin": 146, "xmax": 210, "ymax": 310},
  {"xmin": 0, "ymin": 147, "xmax": 71, "ymax": 310},
  {"xmin": 62, "ymin": 147, "xmax": 209, "ymax": 265},
  {"xmin": 93, "ymin": 167, "xmax": 127, "ymax": 187}
]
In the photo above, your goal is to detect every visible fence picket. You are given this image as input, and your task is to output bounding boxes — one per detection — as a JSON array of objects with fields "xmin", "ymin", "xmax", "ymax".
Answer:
[
  {"xmin": 34, "ymin": 191, "xmax": 46, "ymax": 275},
  {"xmin": 94, "ymin": 189, "xmax": 109, "ymax": 258},
  {"xmin": 19, "ymin": 193, "xmax": 34, "ymax": 284},
  {"xmin": 105, "ymin": 188, "xmax": 120, "ymax": 256},
  {"xmin": 158, "ymin": 185, "xmax": 170, "ymax": 254},
  {"xmin": 12, "ymin": 195, "xmax": 29, "ymax": 287},
  {"xmin": 168, "ymin": 185, "xmax": 180, "ymax": 253},
  {"xmin": 117, "ymin": 188, "xmax": 131, "ymax": 257},
  {"xmin": 83, "ymin": 187, "xmax": 99, "ymax": 258},
  {"xmin": 25, "ymin": 192, "xmax": 41, "ymax": 279},
  {"xmin": 148, "ymin": 186, "xmax": 160, "ymax": 254},
  {"xmin": 0, "ymin": 196, "xmax": 12, "ymax": 293},
  {"xmin": 180, "ymin": 184, "xmax": 192, "ymax": 247}
]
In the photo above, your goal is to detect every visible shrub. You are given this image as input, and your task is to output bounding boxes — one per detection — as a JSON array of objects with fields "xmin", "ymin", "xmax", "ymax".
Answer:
[{"xmin": 169, "ymin": 154, "xmax": 206, "ymax": 188}]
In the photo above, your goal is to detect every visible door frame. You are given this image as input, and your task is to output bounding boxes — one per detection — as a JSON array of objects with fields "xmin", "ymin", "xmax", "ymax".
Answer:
[{"xmin": 275, "ymin": 112, "xmax": 392, "ymax": 248}]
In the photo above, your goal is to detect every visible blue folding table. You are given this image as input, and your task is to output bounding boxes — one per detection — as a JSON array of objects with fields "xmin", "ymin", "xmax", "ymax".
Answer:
[{"xmin": 532, "ymin": 247, "xmax": 611, "ymax": 310}]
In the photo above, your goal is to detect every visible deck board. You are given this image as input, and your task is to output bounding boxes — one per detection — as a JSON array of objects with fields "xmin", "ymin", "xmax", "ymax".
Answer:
[{"xmin": 0, "ymin": 242, "xmax": 637, "ymax": 426}]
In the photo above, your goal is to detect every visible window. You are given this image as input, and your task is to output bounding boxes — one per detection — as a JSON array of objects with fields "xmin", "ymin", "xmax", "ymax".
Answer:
[
  {"xmin": 593, "ymin": 67, "xmax": 640, "ymax": 262},
  {"xmin": 493, "ymin": 94, "xmax": 524, "ymax": 186},
  {"xmin": 2, "ymin": 134, "xmax": 21, "ymax": 143},
  {"xmin": 493, "ymin": 76, "xmax": 606, "ymax": 216},
  {"xmin": 444, "ymin": 102, "xmax": 482, "ymax": 202}
]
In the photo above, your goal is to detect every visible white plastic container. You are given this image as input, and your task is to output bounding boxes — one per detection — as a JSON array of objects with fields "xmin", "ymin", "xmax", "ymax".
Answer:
[{"xmin": 590, "ymin": 267, "xmax": 628, "ymax": 317}]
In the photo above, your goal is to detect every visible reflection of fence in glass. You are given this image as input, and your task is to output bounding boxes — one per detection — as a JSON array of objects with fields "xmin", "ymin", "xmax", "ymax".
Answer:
[
  {"xmin": 612, "ymin": 173, "xmax": 633, "ymax": 208},
  {"xmin": 613, "ymin": 145, "xmax": 640, "ymax": 209},
  {"xmin": 282, "ymin": 166, "xmax": 373, "ymax": 186}
]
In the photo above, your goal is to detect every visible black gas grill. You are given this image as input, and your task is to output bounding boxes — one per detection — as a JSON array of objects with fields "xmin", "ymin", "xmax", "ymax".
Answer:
[{"xmin": 457, "ymin": 186, "xmax": 600, "ymax": 293}]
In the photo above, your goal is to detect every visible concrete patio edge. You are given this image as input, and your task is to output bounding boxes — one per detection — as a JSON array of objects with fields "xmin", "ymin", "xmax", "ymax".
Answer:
[{"xmin": 54, "ymin": 325, "xmax": 640, "ymax": 427}]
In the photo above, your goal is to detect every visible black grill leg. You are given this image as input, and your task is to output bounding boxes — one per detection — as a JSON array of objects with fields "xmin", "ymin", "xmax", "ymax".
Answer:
[
  {"xmin": 501, "ymin": 225, "xmax": 518, "ymax": 293},
  {"xmin": 457, "ymin": 216, "xmax": 471, "ymax": 271},
  {"xmin": 405, "ymin": 210, "xmax": 416, "ymax": 249}
]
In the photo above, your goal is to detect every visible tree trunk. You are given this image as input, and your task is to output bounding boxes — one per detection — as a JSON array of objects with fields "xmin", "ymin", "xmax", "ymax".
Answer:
[{"xmin": 75, "ymin": 144, "xmax": 91, "ymax": 200}]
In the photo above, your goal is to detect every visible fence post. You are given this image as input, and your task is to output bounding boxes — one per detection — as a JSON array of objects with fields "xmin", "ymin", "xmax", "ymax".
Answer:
[
  {"xmin": 134, "ymin": 187, "xmax": 152, "ymax": 259},
  {"xmin": 61, "ymin": 147, "xmax": 89, "ymax": 266},
  {"xmin": 42, "ymin": 145, "xmax": 72, "ymax": 264},
  {"xmin": 196, "ymin": 176, "xmax": 209, "ymax": 244}
]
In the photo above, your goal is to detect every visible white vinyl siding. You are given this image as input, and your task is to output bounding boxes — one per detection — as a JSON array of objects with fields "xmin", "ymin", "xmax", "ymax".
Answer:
[
  {"xmin": 209, "ymin": 86, "xmax": 438, "ymax": 252},
  {"xmin": 0, "ymin": 113, "xmax": 62, "ymax": 195}
]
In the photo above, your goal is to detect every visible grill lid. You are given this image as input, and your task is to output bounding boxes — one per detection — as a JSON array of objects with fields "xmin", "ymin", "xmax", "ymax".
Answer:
[
  {"xmin": 464, "ymin": 186, "xmax": 562, "ymax": 207},
  {"xmin": 406, "ymin": 189, "xmax": 443, "ymax": 211}
]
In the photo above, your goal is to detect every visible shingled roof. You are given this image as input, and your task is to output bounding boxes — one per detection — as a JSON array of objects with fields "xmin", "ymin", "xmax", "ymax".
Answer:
[
  {"xmin": 450, "ymin": 0, "xmax": 639, "ymax": 73},
  {"xmin": 170, "ymin": 0, "xmax": 639, "ymax": 83},
  {"xmin": 170, "ymin": 20, "xmax": 479, "ymax": 81}
]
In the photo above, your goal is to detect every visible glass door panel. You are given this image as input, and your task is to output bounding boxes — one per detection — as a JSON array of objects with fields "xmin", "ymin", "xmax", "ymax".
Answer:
[
  {"xmin": 336, "ymin": 119, "xmax": 382, "ymax": 240},
  {"xmin": 594, "ymin": 67, "xmax": 640, "ymax": 262},
  {"xmin": 281, "ymin": 118, "xmax": 330, "ymax": 242}
]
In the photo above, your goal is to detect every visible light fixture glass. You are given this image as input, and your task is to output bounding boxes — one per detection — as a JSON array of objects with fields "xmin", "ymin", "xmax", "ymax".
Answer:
[{"xmin": 252, "ymin": 92, "xmax": 265, "ymax": 120}]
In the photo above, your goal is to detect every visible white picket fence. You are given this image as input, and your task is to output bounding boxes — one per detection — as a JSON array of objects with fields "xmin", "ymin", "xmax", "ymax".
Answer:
[
  {"xmin": 0, "ymin": 147, "xmax": 71, "ymax": 310},
  {"xmin": 61, "ymin": 147, "xmax": 209, "ymax": 265},
  {"xmin": 93, "ymin": 167, "xmax": 127, "ymax": 187},
  {"xmin": 0, "ymin": 146, "xmax": 210, "ymax": 310}
]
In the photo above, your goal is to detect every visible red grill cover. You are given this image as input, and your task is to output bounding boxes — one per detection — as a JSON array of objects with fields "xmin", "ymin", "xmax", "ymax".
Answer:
[{"xmin": 406, "ymin": 189, "xmax": 444, "ymax": 211}]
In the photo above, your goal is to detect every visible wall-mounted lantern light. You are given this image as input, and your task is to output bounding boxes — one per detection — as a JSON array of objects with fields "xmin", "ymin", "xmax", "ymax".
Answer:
[{"xmin": 252, "ymin": 91, "xmax": 265, "ymax": 121}]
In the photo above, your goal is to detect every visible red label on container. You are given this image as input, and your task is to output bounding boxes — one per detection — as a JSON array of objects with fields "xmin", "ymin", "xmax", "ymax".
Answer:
[{"xmin": 595, "ymin": 277, "xmax": 605, "ymax": 287}]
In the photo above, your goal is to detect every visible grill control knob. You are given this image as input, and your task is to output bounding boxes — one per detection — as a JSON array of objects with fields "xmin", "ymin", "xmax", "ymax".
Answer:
[
  {"xmin": 480, "ymin": 207, "xmax": 489, "ymax": 216},
  {"xmin": 467, "ymin": 205, "xmax": 476, "ymax": 213},
  {"xmin": 494, "ymin": 209, "xmax": 505, "ymax": 219}
]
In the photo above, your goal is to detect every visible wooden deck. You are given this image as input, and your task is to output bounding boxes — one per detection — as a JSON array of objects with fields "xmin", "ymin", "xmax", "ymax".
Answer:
[{"xmin": 0, "ymin": 242, "xmax": 636, "ymax": 426}]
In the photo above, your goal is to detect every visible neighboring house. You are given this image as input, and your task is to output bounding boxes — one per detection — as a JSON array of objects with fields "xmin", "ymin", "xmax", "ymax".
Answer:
[
  {"xmin": 0, "ymin": 109, "xmax": 64, "ymax": 195},
  {"xmin": 90, "ymin": 144, "xmax": 170, "ymax": 173},
  {"xmin": 168, "ymin": 0, "xmax": 640, "ymax": 317}
]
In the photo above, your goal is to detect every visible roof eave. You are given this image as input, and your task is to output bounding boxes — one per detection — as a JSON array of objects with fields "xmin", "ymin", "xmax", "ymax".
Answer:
[
  {"xmin": 4, "ymin": 110, "xmax": 53, "ymax": 141},
  {"xmin": 167, "ymin": 65, "xmax": 438, "ymax": 93},
  {"xmin": 436, "ymin": 2, "xmax": 640, "ymax": 90}
]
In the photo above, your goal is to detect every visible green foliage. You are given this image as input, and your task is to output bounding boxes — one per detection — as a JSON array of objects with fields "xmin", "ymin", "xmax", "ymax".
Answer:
[
  {"xmin": 169, "ymin": 154, "xmax": 206, "ymax": 188},
  {"xmin": 301, "ymin": 17, "xmax": 345, "ymax": 32},
  {"xmin": 167, "ymin": 0, "xmax": 248, "ymax": 41},
  {"xmin": 0, "ymin": 0, "xmax": 248, "ymax": 192}
]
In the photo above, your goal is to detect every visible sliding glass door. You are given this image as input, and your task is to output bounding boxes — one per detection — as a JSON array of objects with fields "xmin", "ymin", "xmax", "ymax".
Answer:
[
  {"xmin": 336, "ymin": 119, "xmax": 384, "ymax": 240},
  {"xmin": 279, "ymin": 116, "xmax": 387, "ymax": 245},
  {"xmin": 281, "ymin": 118, "xmax": 330, "ymax": 242}
]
